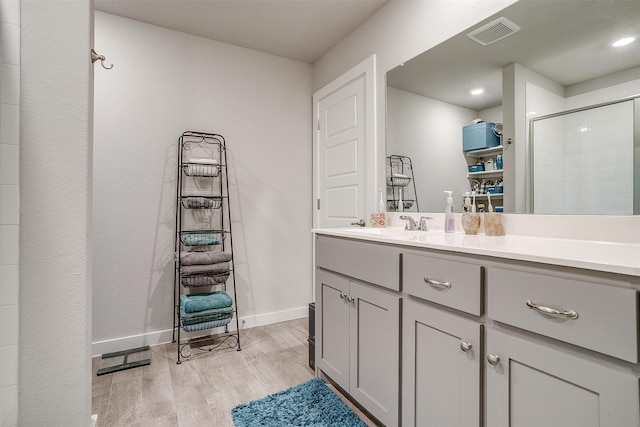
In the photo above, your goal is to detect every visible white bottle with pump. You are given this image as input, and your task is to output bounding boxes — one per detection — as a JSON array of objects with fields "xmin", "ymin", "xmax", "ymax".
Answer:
[{"xmin": 444, "ymin": 190, "xmax": 454, "ymax": 233}]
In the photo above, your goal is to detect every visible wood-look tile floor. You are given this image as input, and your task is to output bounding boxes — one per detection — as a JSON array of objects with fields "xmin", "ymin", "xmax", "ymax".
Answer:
[{"xmin": 92, "ymin": 318, "xmax": 376, "ymax": 427}]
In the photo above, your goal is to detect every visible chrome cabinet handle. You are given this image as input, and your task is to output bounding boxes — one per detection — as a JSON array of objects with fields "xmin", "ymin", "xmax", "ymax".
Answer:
[
  {"xmin": 424, "ymin": 277, "xmax": 452, "ymax": 289},
  {"xmin": 460, "ymin": 341, "xmax": 472, "ymax": 352},
  {"xmin": 347, "ymin": 295, "xmax": 354, "ymax": 303},
  {"xmin": 350, "ymin": 219, "xmax": 366, "ymax": 227},
  {"xmin": 487, "ymin": 354, "xmax": 501, "ymax": 365},
  {"xmin": 526, "ymin": 300, "xmax": 579, "ymax": 320},
  {"xmin": 339, "ymin": 292, "xmax": 347, "ymax": 300}
]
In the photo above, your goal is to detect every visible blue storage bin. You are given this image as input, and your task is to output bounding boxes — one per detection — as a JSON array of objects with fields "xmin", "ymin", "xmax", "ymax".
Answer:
[
  {"xmin": 468, "ymin": 164, "xmax": 485, "ymax": 173},
  {"xmin": 463, "ymin": 122, "xmax": 500, "ymax": 152}
]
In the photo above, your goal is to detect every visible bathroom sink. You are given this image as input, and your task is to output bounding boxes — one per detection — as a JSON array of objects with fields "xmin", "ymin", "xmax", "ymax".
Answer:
[{"xmin": 338, "ymin": 227, "xmax": 415, "ymax": 237}]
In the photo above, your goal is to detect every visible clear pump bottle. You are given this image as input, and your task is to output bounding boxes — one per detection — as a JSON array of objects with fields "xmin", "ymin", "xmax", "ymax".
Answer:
[{"xmin": 444, "ymin": 190, "xmax": 454, "ymax": 233}]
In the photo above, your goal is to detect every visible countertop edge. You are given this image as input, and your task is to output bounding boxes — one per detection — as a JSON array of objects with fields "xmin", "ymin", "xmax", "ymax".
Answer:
[{"xmin": 312, "ymin": 228, "xmax": 640, "ymax": 277}]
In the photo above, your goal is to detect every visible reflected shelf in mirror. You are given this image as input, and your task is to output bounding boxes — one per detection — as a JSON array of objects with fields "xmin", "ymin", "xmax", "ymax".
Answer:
[{"xmin": 465, "ymin": 145, "xmax": 503, "ymax": 159}]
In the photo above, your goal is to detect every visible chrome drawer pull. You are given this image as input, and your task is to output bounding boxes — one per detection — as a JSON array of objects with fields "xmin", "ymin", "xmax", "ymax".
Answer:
[
  {"xmin": 339, "ymin": 292, "xmax": 347, "ymax": 300},
  {"xmin": 424, "ymin": 277, "xmax": 452, "ymax": 289},
  {"xmin": 460, "ymin": 341, "xmax": 472, "ymax": 352},
  {"xmin": 347, "ymin": 295, "xmax": 355, "ymax": 304},
  {"xmin": 487, "ymin": 354, "xmax": 500, "ymax": 365},
  {"xmin": 526, "ymin": 300, "xmax": 579, "ymax": 320}
]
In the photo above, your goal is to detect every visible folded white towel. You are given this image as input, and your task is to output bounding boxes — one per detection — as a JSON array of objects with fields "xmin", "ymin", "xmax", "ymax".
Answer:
[{"xmin": 188, "ymin": 158, "xmax": 218, "ymax": 165}]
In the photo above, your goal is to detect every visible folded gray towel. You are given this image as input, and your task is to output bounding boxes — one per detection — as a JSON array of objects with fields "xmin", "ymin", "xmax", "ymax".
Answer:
[
  {"xmin": 181, "ymin": 262, "xmax": 230, "ymax": 275},
  {"xmin": 181, "ymin": 251, "xmax": 232, "ymax": 266}
]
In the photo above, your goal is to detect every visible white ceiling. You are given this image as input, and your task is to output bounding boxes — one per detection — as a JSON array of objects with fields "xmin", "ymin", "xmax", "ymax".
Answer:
[
  {"xmin": 94, "ymin": 0, "xmax": 388, "ymax": 64},
  {"xmin": 387, "ymin": 0, "xmax": 640, "ymax": 111}
]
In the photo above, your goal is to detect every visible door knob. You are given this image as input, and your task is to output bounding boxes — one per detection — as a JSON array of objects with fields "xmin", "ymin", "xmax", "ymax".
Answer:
[
  {"xmin": 339, "ymin": 292, "xmax": 347, "ymax": 299},
  {"xmin": 460, "ymin": 341, "xmax": 472, "ymax": 352}
]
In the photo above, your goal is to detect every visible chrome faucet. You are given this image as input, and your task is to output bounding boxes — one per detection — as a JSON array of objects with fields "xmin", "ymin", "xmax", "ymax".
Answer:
[
  {"xmin": 399, "ymin": 215, "xmax": 418, "ymax": 230},
  {"xmin": 419, "ymin": 216, "xmax": 433, "ymax": 231},
  {"xmin": 400, "ymin": 215, "xmax": 432, "ymax": 231}
]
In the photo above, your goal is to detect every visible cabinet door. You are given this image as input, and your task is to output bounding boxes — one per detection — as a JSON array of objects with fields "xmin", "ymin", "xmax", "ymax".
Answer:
[
  {"xmin": 402, "ymin": 299, "xmax": 481, "ymax": 427},
  {"xmin": 486, "ymin": 328, "xmax": 640, "ymax": 427},
  {"xmin": 316, "ymin": 269, "xmax": 350, "ymax": 391},
  {"xmin": 349, "ymin": 281, "xmax": 400, "ymax": 427}
]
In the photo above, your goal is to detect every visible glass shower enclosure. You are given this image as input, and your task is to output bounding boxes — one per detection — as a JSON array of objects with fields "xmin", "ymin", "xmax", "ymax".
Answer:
[{"xmin": 529, "ymin": 96, "xmax": 639, "ymax": 215}]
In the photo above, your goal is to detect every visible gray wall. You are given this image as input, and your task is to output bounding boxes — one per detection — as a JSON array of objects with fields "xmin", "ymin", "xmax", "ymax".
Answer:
[
  {"xmin": 92, "ymin": 12, "xmax": 314, "ymax": 353},
  {"xmin": 313, "ymin": 0, "xmax": 519, "ymax": 209}
]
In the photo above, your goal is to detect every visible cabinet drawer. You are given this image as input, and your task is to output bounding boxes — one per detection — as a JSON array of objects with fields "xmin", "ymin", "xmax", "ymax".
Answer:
[
  {"xmin": 316, "ymin": 236, "xmax": 400, "ymax": 291},
  {"xmin": 487, "ymin": 266, "xmax": 639, "ymax": 363},
  {"xmin": 403, "ymin": 252, "xmax": 482, "ymax": 315}
]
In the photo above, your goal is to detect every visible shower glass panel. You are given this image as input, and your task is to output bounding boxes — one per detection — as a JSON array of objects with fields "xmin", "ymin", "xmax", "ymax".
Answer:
[{"xmin": 530, "ymin": 98, "xmax": 637, "ymax": 215}]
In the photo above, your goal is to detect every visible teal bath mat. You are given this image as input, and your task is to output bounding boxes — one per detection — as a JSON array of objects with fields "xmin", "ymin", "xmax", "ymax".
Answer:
[{"xmin": 231, "ymin": 378, "xmax": 367, "ymax": 426}]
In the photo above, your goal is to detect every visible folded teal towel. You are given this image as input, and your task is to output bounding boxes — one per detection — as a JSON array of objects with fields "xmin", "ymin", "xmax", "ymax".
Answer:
[
  {"xmin": 180, "ymin": 306, "xmax": 233, "ymax": 325},
  {"xmin": 180, "ymin": 290, "xmax": 232, "ymax": 313},
  {"xmin": 181, "ymin": 314, "xmax": 232, "ymax": 331},
  {"xmin": 181, "ymin": 234, "xmax": 221, "ymax": 246}
]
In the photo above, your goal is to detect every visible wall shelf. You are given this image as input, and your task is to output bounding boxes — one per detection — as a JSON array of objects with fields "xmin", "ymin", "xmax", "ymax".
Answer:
[
  {"xmin": 465, "ymin": 145, "xmax": 503, "ymax": 158},
  {"xmin": 467, "ymin": 170, "xmax": 503, "ymax": 179}
]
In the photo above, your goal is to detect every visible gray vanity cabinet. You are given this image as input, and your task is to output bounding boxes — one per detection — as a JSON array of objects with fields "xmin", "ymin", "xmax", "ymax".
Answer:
[
  {"xmin": 486, "ymin": 264, "xmax": 640, "ymax": 427},
  {"xmin": 314, "ymin": 231, "xmax": 640, "ymax": 427},
  {"xmin": 401, "ymin": 250, "xmax": 483, "ymax": 426},
  {"xmin": 402, "ymin": 299, "xmax": 481, "ymax": 426},
  {"xmin": 315, "ymin": 236, "xmax": 401, "ymax": 427},
  {"xmin": 316, "ymin": 269, "xmax": 350, "ymax": 389},
  {"xmin": 486, "ymin": 328, "xmax": 640, "ymax": 427}
]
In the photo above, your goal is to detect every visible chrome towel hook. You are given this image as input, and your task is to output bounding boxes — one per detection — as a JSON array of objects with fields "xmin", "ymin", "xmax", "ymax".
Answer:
[{"xmin": 91, "ymin": 48, "xmax": 113, "ymax": 70}]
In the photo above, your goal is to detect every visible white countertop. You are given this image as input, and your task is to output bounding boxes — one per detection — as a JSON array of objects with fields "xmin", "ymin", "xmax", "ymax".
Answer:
[{"xmin": 312, "ymin": 227, "xmax": 640, "ymax": 277}]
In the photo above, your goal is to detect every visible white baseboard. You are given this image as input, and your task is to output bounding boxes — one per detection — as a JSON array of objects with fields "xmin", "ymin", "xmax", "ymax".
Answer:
[
  {"xmin": 237, "ymin": 305, "xmax": 308, "ymax": 330},
  {"xmin": 92, "ymin": 329, "xmax": 175, "ymax": 357},
  {"xmin": 92, "ymin": 305, "xmax": 309, "ymax": 356}
]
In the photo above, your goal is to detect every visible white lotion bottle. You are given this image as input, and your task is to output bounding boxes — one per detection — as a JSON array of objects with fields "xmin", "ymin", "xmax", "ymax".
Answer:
[{"xmin": 444, "ymin": 190, "xmax": 454, "ymax": 232}]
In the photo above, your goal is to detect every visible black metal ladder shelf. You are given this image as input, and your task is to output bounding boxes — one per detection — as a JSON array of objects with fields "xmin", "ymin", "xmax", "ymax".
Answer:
[{"xmin": 173, "ymin": 131, "xmax": 241, "ymax": 364}]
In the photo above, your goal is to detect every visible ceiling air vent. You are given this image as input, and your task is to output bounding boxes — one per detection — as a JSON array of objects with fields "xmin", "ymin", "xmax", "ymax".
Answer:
[{"xmin": 467, "ymin": 17, "xmax": 521, "ymax": 46}]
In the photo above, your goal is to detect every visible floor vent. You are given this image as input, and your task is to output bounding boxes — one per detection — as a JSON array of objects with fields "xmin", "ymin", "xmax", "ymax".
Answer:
[{"xmin": 467, "ymin": 17, "xmax": 521, "ymax": 46}]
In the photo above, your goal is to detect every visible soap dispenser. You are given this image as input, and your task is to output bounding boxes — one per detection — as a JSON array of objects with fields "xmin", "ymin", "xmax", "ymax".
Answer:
[
  {"xmin": 462, "ymin": 192, "xmax": 471, "ymax": 212},
  {"xmin": 461, "ymin": 191, "xmax": 481, "ymax": 235},
  {"xmin": 444, "ymin": 191, "xmax": 454, "ymax": 233}
]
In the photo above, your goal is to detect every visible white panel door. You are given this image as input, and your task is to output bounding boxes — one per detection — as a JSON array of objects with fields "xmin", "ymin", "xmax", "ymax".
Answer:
[
  {"xmin": 313, "ymin": 55, "xmax": 375, "ymax": 228},
  {"xmin": 317, "ymin": 76, "xmax": 366, "ymax": 227}
]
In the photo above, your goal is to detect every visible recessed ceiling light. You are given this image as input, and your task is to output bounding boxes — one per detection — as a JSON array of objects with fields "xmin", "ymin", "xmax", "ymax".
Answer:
[
  {"xmin": 612, "ymin": 37, "xmax": 635, "ymax": 47},
  {"xmin": 470, "ymin": 88, "xmax": 484, "ymax": 95}
]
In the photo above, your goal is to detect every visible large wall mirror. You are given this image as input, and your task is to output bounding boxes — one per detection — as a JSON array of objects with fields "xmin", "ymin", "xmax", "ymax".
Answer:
[{"xmin": 386, "ymin": 0, "xmax": 639, "ymax": 215}]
